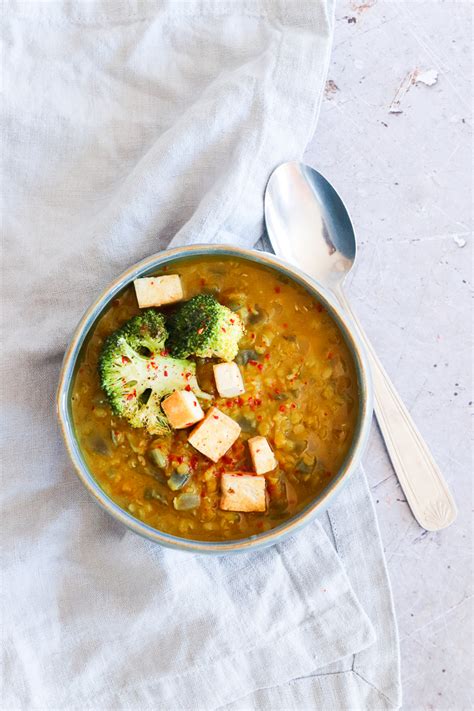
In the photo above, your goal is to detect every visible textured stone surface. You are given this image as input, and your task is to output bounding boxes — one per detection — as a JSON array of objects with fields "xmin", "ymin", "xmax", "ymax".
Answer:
[{"xmin": 304, "ymin": 2, "xmax": 472, "ymax": 709}]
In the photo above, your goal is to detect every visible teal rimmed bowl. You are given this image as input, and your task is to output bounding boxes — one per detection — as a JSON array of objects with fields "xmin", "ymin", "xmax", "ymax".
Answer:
[{"xmin": 57, "ymin": 245, "xmax": 373, "ymax": 554}]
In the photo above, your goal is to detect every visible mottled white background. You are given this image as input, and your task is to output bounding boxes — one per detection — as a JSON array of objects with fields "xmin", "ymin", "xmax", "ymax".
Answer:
[{"xmin": 304, "ymin": 1, "xmax": 472, "ymax": 709}]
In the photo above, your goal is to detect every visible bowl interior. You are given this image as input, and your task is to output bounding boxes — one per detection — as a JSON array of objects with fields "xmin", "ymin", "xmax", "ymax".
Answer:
[{"xmin": 57, "ymin": 245, "xmax": 372, "ymax": 553}]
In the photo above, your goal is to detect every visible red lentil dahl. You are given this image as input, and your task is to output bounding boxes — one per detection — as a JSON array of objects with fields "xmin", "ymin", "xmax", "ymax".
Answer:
[{"xmin": 71, "ymin": 257, "xmax": 358, "ymax": 541}]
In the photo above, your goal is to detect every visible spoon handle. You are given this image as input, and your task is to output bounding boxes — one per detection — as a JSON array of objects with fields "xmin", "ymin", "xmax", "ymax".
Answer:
[{"xmin": 335, "ymin": 285, "xmax": 457, "ymax": 531}]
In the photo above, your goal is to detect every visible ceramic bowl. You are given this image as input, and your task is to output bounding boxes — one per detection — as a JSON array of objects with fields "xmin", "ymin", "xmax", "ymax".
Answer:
[{"xmin": 57, "ymin": 245, "xmax": 373, "ymax": 553}]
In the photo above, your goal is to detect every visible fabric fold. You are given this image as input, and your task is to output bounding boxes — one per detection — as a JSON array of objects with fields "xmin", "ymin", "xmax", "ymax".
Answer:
[{"xmin": 105, "ymin": 521, "xmax": 375, "ymax": 711}]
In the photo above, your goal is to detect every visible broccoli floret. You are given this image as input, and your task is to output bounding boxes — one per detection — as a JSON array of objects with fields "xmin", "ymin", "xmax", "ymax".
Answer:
[
  {"xmin": 167, "ymin": 294, "xmax": 245, "ymax": 361},
  {"xmin": 98, "ymin": 310, "xmax": 211, "ymax": 435}
]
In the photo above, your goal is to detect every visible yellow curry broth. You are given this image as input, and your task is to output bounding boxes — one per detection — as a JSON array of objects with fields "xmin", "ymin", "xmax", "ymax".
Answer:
[{"xmin": 71, "ymin": 257, "xmax": 358, "ymax": 541}]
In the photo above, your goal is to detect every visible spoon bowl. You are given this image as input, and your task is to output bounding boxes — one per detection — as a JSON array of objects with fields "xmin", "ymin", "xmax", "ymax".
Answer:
[{"xmin": 265, "ymin": 161, "xmax": 356, "ymax": 288}]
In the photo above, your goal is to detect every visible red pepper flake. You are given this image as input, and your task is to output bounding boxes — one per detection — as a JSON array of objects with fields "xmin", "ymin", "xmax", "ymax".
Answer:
[
  {"xmin": 221, "ymin": 327, "xmax": 227, "ymax": 333},
  {"xmin": 193, "ymin": 401, "xmax": 198, "ymax": 407},
  {"xmin": 327, "ymin": 351, "xmax": 334, "ymax": 360},
  {"xmin": 290, "ymin": 403, "xmax": 296, "ymax": 410},
  {"xmin": 226, "ymin": 400, "xmax": 233, "ymax": 408},
  {"xmin": 164, "ymin": 370, "xmax": 168, "ymax": 377},
  {"xmin": 190, "ymin": 456, "xmax": 199, "ymax": 469},
  {"xmin": 236, "ymin": 397, "xmax": 244, "ymax": 407},
  {"xmin": 274, "ymin": 286, "xmax": 281, "ymax": 294},
  {"xmin": 213, "ymin": 415, "xmax": 219, "ymax": 420},
  {"xmin": 250, "ymin": 332, "xmax": 256, "ymax": 340},
  {"xmin": 230, "ymin": 319, "xmax": 235, "ymax": 324},
  {"xmin": 184, "ymin": 384, "xmax": 192, "ymax": 392},
  {"xmin": 197, "ymin": 327, "xmax": 204, "ymax": 335},
  {"xmin": 257, "ymin": 363, "xmax": 264, "ymax": 371},
  {"xmin": 279, "ymin": 404, "xmax": 286, "ymax": 413},
  {"xmin": 160, "ymin": 349, "xmax": 169, "ymax": 357},
  {"xmin": 249, "ymin": 359, "xmax": 258, "ymax": 366},
  {"xmin": 121, "ymin": 355, "xmax": 131, "ymax": 364},
  {"xmin": 177, "ymin": 456, "xmax": 184, "ymax": 464},
  {"xmin": 264, "ymin": 353, "xmax": 270, "ymax": 361},
  {"xmin": 185, "ymin": 372, "xmax": 192, "ymax": 380},
  {"xmin": 257, "ymin": 414, "xmax": 262, "ymax": 421},
  {"xmin": 255, "ymin": 398, "xmax": 262, "ymax": 406}
]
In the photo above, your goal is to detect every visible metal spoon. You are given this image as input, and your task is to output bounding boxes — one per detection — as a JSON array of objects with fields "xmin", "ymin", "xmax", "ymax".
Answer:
[{"xmin": 264, "ymin": 161, "xmax": 457, "ymax": 531}]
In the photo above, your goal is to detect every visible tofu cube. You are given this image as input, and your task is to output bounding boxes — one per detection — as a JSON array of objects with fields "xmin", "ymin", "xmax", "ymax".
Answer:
[
  {"xmin": 213, "ymin": 362, "xmax": 245, "ymax": 398},
  {"xmin": 133, "ymin": 275, "xmax": 183, "ymax": 308},
  {"xmin": 161, "ymin": 390, "xmax": 204, "ymax": 429},
  {"xmin": 220, "ymin": 473, "xmax": 266, "ymax": 512},
  {"xmin": 248, "ymin": 436, "xmax": 277, "ymax": 474},
  {"xmin": 188, "ymin": 407, "xmax": 241, "ymax": 462}
]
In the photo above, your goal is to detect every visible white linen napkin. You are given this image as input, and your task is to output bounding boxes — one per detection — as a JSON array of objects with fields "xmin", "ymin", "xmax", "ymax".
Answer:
[{"xmin": 1, "ymin": 1, "xmax": 401, "ymax": 709}]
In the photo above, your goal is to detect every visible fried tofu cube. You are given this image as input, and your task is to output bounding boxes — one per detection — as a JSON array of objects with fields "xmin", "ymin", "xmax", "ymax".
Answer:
[
  {"xmin": 133, "ymin": 275, "xmax": 183, "ymax": 308},
  {"xmin": 161, "ymin": 390, "xmax": 204, "ymax": 429},
  {"xmin": 213, "ymin": 362, "xmax": 245, "ymax": 398},
  {"xmin": 220, "ymin": 473, "xmax": 266, "ymax": 512},
  {"xmin": 248, "ymin": 436, "xmax": 277, "ymax": 474},
  {"xmin": 188, "ymin": 406, "xmax": 241, "ymax": 462}
]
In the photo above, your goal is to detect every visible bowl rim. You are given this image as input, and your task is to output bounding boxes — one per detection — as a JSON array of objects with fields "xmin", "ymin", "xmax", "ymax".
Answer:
[{"xmin": 57, "ymin": 244, "xmax": 373, "ymax": 553}]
